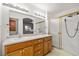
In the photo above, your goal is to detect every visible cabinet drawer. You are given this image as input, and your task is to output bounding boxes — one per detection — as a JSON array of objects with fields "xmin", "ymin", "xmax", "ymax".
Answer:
[
  {"xmin": 6, "ymin": 49, "xmax": 23, "ymax": 56},
  {"xmin": 5, "ymin": 40, "xmax": 33, "ymax": 54},
  {"xmin": 44, "ymin": 41, "xmax": 49, "ymax": 54},
  {"xmin": 44, "ymin": 36, "xmax": 52, "ymax": 41},
  {"xmin": 34, "ymin": 49, "xmax": 43, "ymax": 56},
  {"xmin": 34, "ymin": 43, "xmax": 43, "ymax": 52},
  {"xmin": 33, "ymin": 39, "xmax": 43, "ymax": 44}
]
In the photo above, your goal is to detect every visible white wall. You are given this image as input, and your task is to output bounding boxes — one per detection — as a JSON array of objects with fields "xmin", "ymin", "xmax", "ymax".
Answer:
[
  {"xmin": 0, "ymin": 4, "xmax": 2, "ymax": 56},
  {"xmin": 1, "ymin": 6, "xmax": 10, "ymax": 40},
  {"xmin": 1, "ymin": 6, "xmax": 10, "ymax": 55}
]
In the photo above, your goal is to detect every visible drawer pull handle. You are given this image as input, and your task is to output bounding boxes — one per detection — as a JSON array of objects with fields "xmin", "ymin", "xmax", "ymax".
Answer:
[
  {"xmin": 23, "ymin": 50, "xmax": 24, "ymax": 52},
  {"xmin": 20, "ymin": 51, "xmax": 22, "ymax": 53}
]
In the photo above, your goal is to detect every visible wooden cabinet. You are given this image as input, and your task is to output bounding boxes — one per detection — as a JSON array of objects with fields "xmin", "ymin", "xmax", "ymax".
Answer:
[
  {"xmin": 23, "ymin": 46, "xmax": 33, "ymax": 56},
  {"xmin": 48, "ymin": 40, "xmax": 52, "ymax": 51},
  {"xmin": 44, "ymin": 36, "xmax": 52, "ymax": 55},
  {"xmin": 6, "ymin": 46, "xmax": 33, "ymax": 56},
  {"xmin": 33, "ymin": 38, "xmax": 44, "ymax": 56},
  {"xmin": 34, "ymin": 49, "xmax": 43, "ymax": 56},
  {"xmin": 34, "ymin": 43, "xmax": 43, "ymax": 52},
  {"xmin": 33, "ymin": 38, "xmax": 43, "ymax": 44},
  {"xmin": 5, "ymin": 36, "xmax": 52, "ymax": 56},
  {"xmin": 44, "ymin": 41, "xmax": 49, "ymax": 55},
  {"xmin": 5, "ymin": 40, "xmax": 33, "ymax": 56},
  {"xmin": 5, "ymin": 40, "xmax": 33, "ymax": 54},
  {"xmin": 7, "ymin": 49, "xmax": 22, "ymax": 56}
]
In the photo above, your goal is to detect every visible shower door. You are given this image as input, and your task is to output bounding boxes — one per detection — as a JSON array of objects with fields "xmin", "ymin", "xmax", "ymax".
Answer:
[{"xmin": 62, "ymin": 15, "xmax": 79, "ymax": 55}]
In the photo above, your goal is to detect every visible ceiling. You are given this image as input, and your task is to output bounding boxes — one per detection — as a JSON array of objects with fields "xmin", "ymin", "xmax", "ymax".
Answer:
[
  {"xmin": 20, "ymin": 3, "xmax": 79, "ymax": 18},
  {"xmin": 28, "ymin": 3, "xmax": 79, "ymax": 17}
]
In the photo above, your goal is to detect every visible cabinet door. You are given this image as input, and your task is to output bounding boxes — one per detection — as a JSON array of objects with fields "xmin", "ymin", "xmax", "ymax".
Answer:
[
  {"xmin": 34, "ymin": 49, "xmax": 43, "ymax": 56},
  {"xmin": 48, "ymin": 40, "xmax": 52, "ymax": 51},
  {"xmin": 7, "ymin": 50, "xmax": 22, "ymax": 56},
  {"xmin": 34, "ymin": 43, "xmax": 43, "ymax": 52},
  {"xmin": 23, "ymin": 46, "xmax": 33, "ymax": 56},
  {"xmin": 44, "ymin": 41, "xmax": 49, "ymax": 55}
]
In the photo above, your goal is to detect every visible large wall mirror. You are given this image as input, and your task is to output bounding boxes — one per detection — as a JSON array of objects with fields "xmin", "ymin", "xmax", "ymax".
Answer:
[{"xmin": 9, "ymin": 10, "xmax": 46, "ymax": 36}]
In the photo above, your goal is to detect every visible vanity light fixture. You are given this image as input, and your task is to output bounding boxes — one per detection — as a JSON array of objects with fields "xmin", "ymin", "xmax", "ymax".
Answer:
[
  {"xmin": 2, "ymin": 3, "xmax": 29, "ymax": 12},
  {"xmin": 34, "ymin": 12, "xmax": 46, "ymax": 18},
  {"xmin": 2, "ymin": 3, "xmax": 46, "ymax": 19}
]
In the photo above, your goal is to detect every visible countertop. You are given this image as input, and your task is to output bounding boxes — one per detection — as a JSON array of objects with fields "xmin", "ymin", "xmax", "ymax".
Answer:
[{"xmin": 3, "ymin": 34, "xmax": 51, "ymax": 46}]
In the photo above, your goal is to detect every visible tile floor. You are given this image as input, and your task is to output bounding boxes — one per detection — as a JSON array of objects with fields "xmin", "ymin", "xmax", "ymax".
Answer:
[{"xmin": 47, "ymin": 47, "xmax": 75, "ymax": 56}]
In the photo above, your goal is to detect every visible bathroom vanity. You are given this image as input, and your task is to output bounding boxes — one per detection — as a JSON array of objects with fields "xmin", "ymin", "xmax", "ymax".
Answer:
[
  {"xmin": 1, "ymin": 4, "xmax": 50, "ymax": 56},
  {"xmin": 4, "ymin": 35, "xmax": 52, "ymax": 56}
]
